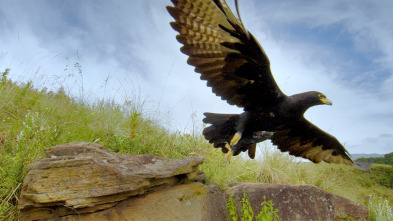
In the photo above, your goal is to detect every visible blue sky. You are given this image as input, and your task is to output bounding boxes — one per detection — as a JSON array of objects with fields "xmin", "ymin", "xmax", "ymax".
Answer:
[{"xmin": 1, "ymin": 0, "xmax": 392, "ymax": 155}]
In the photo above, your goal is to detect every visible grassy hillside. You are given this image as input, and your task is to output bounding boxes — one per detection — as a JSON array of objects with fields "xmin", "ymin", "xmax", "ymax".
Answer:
[{"xmin": 1, "ymin": 68, "xmax": 392, "ymax": 220}]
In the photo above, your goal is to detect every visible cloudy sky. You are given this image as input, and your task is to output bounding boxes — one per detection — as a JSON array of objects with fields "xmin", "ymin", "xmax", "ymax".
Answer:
[{"xmin": 1, "ymin": 0, "xmax": 392, "ymax": 155}]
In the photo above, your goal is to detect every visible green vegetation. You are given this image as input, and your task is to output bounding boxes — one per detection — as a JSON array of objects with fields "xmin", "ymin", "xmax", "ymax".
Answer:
[
  {"xmin": 363, "ymin": 165, "xmax": 393, "ymax": 188},
  {"xmin": 240, "ymin": 191, "xmax": 255, "ymax": 221},
  {"xmin": 227, "ymin": 194, "xmax": 239, "ymax": 221},
  {"xmin": 226, "ymin": 191, "xmax": 279, "ymax": 221},
  {"xmin": 356, "ymin": 152, "xmax": 393, "ymax": 166},
  {"xmin": 1, "ymin": 68, "xmax": 392, "ymax": 220},
  {"xmin": 256, "ymin": 196, "xmax": 279, "ymax": 221},
  {"xmin": 337, "ymin": 213, "xmax": 356, "ymax": 221},
  {"xmin": 368, "ymin": 197, "xmax": 393, "ymax": 221}
]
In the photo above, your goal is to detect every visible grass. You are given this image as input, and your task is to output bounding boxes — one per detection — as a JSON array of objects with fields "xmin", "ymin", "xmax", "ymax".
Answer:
[
  {"xmin": 1, "ymin": 68, "xmax": 392, "ymax": 220},
  {"xmin": 368, "ymin": 197, "xmax": 393, "ymax": 221}
]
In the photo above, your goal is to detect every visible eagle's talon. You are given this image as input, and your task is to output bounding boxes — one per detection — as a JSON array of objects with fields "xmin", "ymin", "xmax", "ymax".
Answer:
[
  {"xmin": 222, "ymin": 158, "xmax": 229, "ymax": 167},
  {"xmin": 222, "ymin": 143, "xmax": 233, "ymax": 166}
]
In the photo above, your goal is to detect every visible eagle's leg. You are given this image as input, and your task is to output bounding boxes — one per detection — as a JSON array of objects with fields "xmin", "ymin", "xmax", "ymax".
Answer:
[
  {"xmin": 230, "ymin": 131, "xmax": 242, "ymax": 146},
  {"xmin": 222, "ymin": 131, "xmax": 243, "ymax": 166},
  {"xmin": 223, "ymin": 112, "xmax": 247, "ymax": 165}
]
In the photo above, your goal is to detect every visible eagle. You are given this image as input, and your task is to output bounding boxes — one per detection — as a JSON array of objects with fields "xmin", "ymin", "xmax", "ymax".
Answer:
[{"xmin": 167, "ymin": 0, "xmax": 353, "ymax": 165}]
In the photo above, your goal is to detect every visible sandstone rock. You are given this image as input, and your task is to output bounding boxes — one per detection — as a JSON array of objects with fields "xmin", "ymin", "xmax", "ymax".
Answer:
[
  {"xmin": 19, "ymin": 142, "xmax": 206, "ymax": 220},
  {"xmin": 55, "ymin": 183, "xmax": 228, "ymax": 221},
  {"xmin": 227, "ymin": 183, "xmax": 368, "ymax": 221}
]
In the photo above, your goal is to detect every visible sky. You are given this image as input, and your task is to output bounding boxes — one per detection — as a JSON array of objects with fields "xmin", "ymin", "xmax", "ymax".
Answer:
[{"xmin": 1, "ymin": 0, "xmax": 392, "ymax": 155}]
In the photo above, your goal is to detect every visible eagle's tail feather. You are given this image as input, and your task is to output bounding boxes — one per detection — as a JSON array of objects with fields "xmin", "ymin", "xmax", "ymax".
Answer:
[{"xmin": 202, "ymin": 112, "xmax": 239, "ymax": 151}]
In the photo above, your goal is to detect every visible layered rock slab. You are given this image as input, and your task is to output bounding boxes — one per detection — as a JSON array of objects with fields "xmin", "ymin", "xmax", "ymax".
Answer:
[{"xmin": 18, "ymin": 142, "xmax": 212, "ymax": 220}]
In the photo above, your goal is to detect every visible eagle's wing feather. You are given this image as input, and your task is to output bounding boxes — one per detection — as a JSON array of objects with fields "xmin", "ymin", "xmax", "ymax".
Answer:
[
  {"xmin": 167, "ymin": 0, "xmax": 285, "ymax": 110},
  {"xmin": 272, "ymin": 119, "xmax": 353, "ymax": 165}
]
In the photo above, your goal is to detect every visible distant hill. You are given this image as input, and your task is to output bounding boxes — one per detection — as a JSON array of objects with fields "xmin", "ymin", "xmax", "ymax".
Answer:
[
  {"xmin": 351, "ymin": 153, "xmax": 385, "ymax": 160},
  {"xmin": 354, "ymin": 152, "xmax": 393, "ymax": 167}
]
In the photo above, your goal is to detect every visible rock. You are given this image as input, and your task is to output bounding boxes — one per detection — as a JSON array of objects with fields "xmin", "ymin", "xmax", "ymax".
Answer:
[
  {"xmin": 18, "ymin": 142, "xmax": 368, "ymax": 221},
  {"xmin": 227, "ymin": 183, "xmax": 368, "ymax": 221},
  {"xmin": 18, "ymin": 142, "xmax": 207, "ymax": 220},
  {"xmin": 55, "ymin": 183, "xmax": 228, "ymax": 221}
]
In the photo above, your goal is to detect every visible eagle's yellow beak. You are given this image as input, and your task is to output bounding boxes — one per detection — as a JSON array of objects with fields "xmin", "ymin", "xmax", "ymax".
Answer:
[{"xmin": 321, "ymin": 97, "xmax": 333, "ymax": 105}]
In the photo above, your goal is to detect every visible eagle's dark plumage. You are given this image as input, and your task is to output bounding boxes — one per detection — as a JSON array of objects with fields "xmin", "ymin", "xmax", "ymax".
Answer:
[{"xmin": 167, "ymin": 0, "xmax": 353, "ymax": 165}]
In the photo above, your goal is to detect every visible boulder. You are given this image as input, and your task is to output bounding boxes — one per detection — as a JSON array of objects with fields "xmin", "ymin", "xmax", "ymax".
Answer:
[
  {"xmin": 19, "ymin": 142, "xmax": 215, "ymax": 220},
  {"xmin": 227, "ymin": 183, "xmax": 368, "ymax": 221}
]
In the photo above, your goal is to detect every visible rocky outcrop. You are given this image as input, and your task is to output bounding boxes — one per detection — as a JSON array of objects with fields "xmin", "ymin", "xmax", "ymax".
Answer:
[
  {"xmin": 18, "ymin": 142, "xmax": 227, "ymax": 220},
  {"xmin": 18, "ymin": 142, "xmax": 368, "ymax": 220},
  {"xmin": 228, "ymin": 183, "xmax": 368, "ymax": 221}
]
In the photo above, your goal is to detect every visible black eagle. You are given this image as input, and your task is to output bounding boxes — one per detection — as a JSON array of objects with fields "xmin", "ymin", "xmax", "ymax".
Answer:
[{"xmin": 167, "ymin": 0, "xmax": 353, "ymax": 165}]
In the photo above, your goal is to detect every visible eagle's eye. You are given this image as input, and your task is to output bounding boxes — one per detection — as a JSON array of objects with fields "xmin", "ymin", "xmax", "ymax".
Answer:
[{"xmin": 318, "ymin": 93, "xmax": 326, "ymax": 99}]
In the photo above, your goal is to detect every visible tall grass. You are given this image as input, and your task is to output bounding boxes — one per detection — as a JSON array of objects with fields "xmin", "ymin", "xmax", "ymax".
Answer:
[
  {"xmin": 0, "ymin": 68, "xmax": 209, "ymax": 219},
  {"xmin": 1, "ymin": 68, "xmax": 392, "ymax": 220},
  {"xmin": 368, "ymin": 197, "xmax": 393, "ymax": 221}
]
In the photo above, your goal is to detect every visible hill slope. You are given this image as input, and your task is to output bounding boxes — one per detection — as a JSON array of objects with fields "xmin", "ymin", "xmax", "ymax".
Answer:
[{"xmin": 1, "ymin": 69, "xmax": 392, "ymax": 220}]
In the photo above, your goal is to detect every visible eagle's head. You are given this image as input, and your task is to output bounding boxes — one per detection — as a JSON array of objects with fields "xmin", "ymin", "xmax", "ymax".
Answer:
[{"xmin": 289, "ymin": 91, "xmax": 332, "ymax": 115}]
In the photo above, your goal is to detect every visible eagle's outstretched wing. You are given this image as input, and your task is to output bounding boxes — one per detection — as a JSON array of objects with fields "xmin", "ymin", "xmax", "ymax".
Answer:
[
  {"xmin": 272, "ymin": 119, "xmax": 353, "ymax": 165},
  {"xmin": 167, "ymin": 0, "xmax": 285, "ymax": 111}
]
